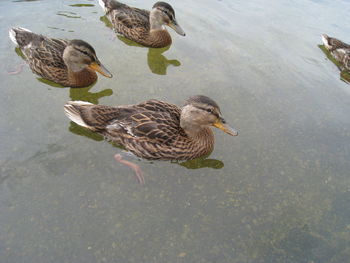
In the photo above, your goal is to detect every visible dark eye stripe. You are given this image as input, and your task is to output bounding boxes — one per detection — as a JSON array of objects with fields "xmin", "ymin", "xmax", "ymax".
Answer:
[
  {"xmin": 76, "ymin": 48, "xmax": 96, "ymax": 61},
  {"xmin": 197, "ymin": 106, "xmax": 220, "ymax": 118},
  {"xmin": 76, "ymin": 48, "xmax": 88, "ymax": 55},
  {"xmin": 160, "ymin": 8, "xmax": 174, "ymax": 19}
]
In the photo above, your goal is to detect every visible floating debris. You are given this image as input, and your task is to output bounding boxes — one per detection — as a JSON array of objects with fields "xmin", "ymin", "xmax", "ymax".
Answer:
[
  {"xmin": 57, "ymin": 11, "xmax": 81, "ymax": 19},
  {"xmin": 69, "ymin": 4, "xmax": 94, "ymax": 7}
]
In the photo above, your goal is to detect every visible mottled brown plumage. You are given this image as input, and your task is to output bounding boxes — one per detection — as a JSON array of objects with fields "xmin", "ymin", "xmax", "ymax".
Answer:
[
  {"xmin": 9, "ymin": 27, "xmax": 112, "ymax": 87},
  {"xmin": 322, "ymin": 34, "xmax": 350, "ymax": 71},
  {"xmin": 99, "ymin": 0, "xmax": 185, "ymax": 48},
  {"xmin": 64, "ymin": 96, "xmax": 238, "ymax": 160}
]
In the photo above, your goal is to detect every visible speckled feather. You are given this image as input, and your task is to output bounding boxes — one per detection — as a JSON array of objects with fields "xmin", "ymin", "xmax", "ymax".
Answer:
[
  {"xmin": 65, "ymin": 99, "xmax": 214, "ymax": 160},
  {"xmin": 101, "ymin": 0, "xmax": 172, "ymax": 48},
  {"xmin": 324, "ymin": 36, "xmax": 350, "ymax": 51},
  {"xmin": 10, "ymin": 28, "xmax": 97, "ymax": 87},
  {"xmin": 322, "ymin": 34, "xmax": 350, "ymax": 71}
]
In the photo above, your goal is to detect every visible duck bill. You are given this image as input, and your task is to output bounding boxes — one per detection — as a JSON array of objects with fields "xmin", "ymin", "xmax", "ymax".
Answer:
[
  {"xmin": 213, "ymin": 119, "xmax": 238, "ymax": 136},
  {"xmin": 89, "ymin": 61, "xmax": 113, "ymax": 78},
  {"xmin": 168, "ymin": 20, "xmax": 186, "ymax": 36}
]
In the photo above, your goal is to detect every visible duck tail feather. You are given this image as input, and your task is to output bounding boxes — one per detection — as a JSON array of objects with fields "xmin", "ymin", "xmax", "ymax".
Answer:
[
  {"xmin": 9, "ymin": 27, "xmax": 33, "ymax": 46},
  {"xmin": 64, "ymin": 101, "xmax": 94, "ymax": 129}
]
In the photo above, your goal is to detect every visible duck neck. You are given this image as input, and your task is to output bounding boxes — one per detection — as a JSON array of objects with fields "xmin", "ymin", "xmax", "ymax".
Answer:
[
  {"xmin": 181, "ymin": 120, "xmax": 214, "ymax": 145},
  {"xmin": 62, "ymin": 46, "xmax": 97, "ymax": 87},
  {"xmin": 187, "ymin": 127, "xmax": 215, "ymax": 158},
  {"xmin": 149, "ymin": 9, "xmax": 165, "ymax": 31},
  {"xmin": 146, "ymin": 10, "xmax": 172, "ymax": 47},
  {"xmin": 190, "ymin": 127, "xmax": 214, "ymax": 143},
  {"xmin": 67, "ymin": 68, "xmax": 97, "ymax": 88}
]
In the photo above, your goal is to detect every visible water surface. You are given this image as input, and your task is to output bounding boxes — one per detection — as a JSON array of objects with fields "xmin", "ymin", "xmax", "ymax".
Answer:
[{"xmin": 1, "ymin": 0, "xmax": 350, "ymax": 262}]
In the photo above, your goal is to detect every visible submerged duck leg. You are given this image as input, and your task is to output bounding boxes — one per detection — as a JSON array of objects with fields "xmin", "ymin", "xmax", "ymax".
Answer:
[
  {"xmin": 114, "ymin": 154, "xmax": 145, "ymax": 185},
  {"xmin": 6, "ymin": 62, "xmax": 25, "ymax": 75}
]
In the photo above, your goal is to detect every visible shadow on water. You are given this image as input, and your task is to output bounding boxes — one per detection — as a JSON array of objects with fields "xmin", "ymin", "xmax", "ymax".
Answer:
[
  {"xmin": 100, "ymin": 15, "xmax": 181, "ymax": 75},
  {"xmin": 319, "ymin": 45, "xmax": 350, "ymax": 84}
]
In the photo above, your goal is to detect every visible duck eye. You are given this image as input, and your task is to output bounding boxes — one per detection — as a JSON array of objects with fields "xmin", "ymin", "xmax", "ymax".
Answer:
[
  {"xmin": 206, "ymin": 108, "xmax": 213, "ymax": 113},
  {"xmin": 163, "ymin": 9, "xmax": 172, "ymax": 19},
  {"xmin": 79, "ymin": 49, "xmax": 89, "ymax": 56}
]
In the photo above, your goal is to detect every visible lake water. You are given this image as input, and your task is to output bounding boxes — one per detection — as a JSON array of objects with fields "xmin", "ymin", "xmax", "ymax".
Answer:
[{"xmin": 1, "ymin": 0, "xmax": 350, "ymax": 262}]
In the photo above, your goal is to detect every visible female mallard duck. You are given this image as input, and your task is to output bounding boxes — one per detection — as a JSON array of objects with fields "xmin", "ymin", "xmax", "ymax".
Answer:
[
  {"xmin": 64, "ymin": 95, "xmax": 237, "ymax": 160},
  {"xmin": 322, "ymin": 34, "xmax": 350, "ymax": 71},
  {"xmin": 9, "ymin": 27, "xmax": 113, "ymax": 88},
  {"xmin": 99, "ymin": 0, "xmax": 185, "ymax": 48}
]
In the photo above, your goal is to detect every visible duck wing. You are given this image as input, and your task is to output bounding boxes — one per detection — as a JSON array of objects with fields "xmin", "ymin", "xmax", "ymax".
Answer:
[
  {"xmin": 28, "ymin": 38, "xmax": 67, "ymax": 68},
  {"xmin": 323, "ymin": 34, "xmax": 350, "ymax": 51},
  {"xmin": 10, "ymin": 27, "xmax": 69, "ymax": 80},
  {"xmin": 104, "ymin": 2, "xmax": 150, "ymax": 37},
  {"xmin": 64, "ymin": 100, "xmax": 184, "ymax": 145},
  {"xmin": 329, "ymin": 38, "xmax": 350, "ymax": 50}
]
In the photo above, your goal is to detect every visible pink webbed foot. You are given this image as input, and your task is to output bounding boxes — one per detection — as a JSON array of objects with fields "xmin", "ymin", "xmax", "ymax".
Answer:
[
  {"xmin": 114, "ymin": 154, "xmax": 145, "ymax": 185},
  {"xmin": 6, "ymin": 63, "xmax": 25, "ymax": 75}
]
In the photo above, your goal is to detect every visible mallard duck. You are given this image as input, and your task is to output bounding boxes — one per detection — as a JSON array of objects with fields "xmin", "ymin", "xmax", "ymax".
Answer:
[
  {"xmin": 64, "ymin": 95, "xmax": 237, "ymax": 161},
  {"xmin": 9, "ymin": 27, "xmax": 113, "ymax": 88},
  {"xmin": 99, "ymin": 0, "xmax": 185, "ymax": 48},
  {"xmin": 322, "ymin": 34, "xmax": 350, "ymax": 71}
]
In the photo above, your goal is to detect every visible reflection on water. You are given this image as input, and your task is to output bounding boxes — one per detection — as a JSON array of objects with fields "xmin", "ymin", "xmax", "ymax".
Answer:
[
  {"xmin": 340, "ymin": 70, "xmax": 350, "ymax": 84},
  {"xmin": 69, "ymin": 122, "xmax": 104, "ymax": 142},
  {"xmin": 116, "ymin": 34, "xmax": 145, "ymax": 47},
  {"xmin": 178, "ymin": 156, "xmax": 224, "ymax": 170},
  {"xmin": 37, "ymin": 77, "xmax": 65, "ymax": 88},
  {"xmin": 33, "ymin": 78, "xmax": 113, "ymax": 104},
  {"xmin": 319, "ymin": 45, "xmax": 350, "ymax": 84},
  {"xmin": 36, "ymin": 79, "xmax": 113, "ymax": 105},
  {"xmin": 69, "ymin": 85, "xmax": 113, "ymax": 103},
  {"xmin": 99, "ymin": 15, "xmax": 114, "ymax": 30},
  {"xmin": 100, "ymin": 15, "xmax": 181, "ymax": 75},
  {"xmin": 147, "ymin": 46, "xmax": 181, "ymax": 75},
  {"xmin": 117, "ymin": 35, "xmax": 182, "ymax": 75},
  {"xmin": 14, "ymin": 47, "xmax": 25, "ymax": 60}
]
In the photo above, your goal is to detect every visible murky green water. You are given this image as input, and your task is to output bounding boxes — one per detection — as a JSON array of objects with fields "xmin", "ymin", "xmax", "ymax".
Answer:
[{"xmin": 1, "ymin": 0, "xmax": 350, "ymax": 262}]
